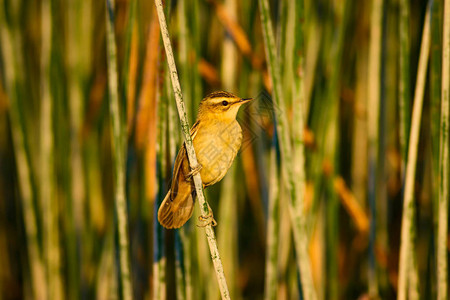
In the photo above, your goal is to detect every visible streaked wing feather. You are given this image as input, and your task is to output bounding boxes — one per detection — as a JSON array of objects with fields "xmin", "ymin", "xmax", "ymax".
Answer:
[{"xmin": 170, "ymin": 121, "xmax": 200, "ymax": 199}]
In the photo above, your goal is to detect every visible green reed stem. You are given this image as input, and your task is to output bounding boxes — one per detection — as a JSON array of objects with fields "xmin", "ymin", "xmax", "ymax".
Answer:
[
  {"xmin": 40, "ymin": 0, "xmax": 64, "ymax": 298},
  {"xmin": 264, "ymin": 146, "xmax": 279, "ymax": 300},
  {"xmin": 218, "ymin": 166, "xmax": 239, "ymax": 299},
  {"xmin": 397, "ymin": 6, "xmax": 431, "ymax": 300},
  {"xmin": 154, "ymin": 1, "xmax": 231, "ymax": 298},
  {"xmin": 67, "ymin": 0, "xmax": 91, "ymax": 297},
  {"xmin": 399, "ymin": 0, "xmax": 412, "ymax": 166},
  {"xmin": 430, "ymin": 0, "xmax": 442, "ymax": 227},
  {"xmin": 181, "ymin": 231, "xmax": 193, "ymax": 300},
  {"xmin": 292, "ymin": 0, "xmax": 306, "ymax": 125},
  {"xmin": 323, "ymin": 1, "xmax": 349, "ymax": 297},
  {"xmin": 177, "ymin": 0, "xmax": 192, "ymax": 123},
  {"xmin": 0, "ymin": 3, "xmax": 47, "ymax": 299},
  {"xmin": 153, "ymin": 83, "xmax": 166, "ymax": 300},
  {"xmin": 258, "ymin": 0, "xmax": 316, "ymax": 299},
  {"xmin": 398, "ymin": 1, "xmax": 421, "ymax": 299},
  {"xmin": 217, "ymin": 0, "xmax": 241, "ymax": 299},
  {"xmin": 96, "ymin": 226, "xmax": 117, "ymax": 300},
  {"xmin": 293, "ymin": 0, "xmax": 320, "ymax": 295},
  {"xmin": 367, "ymin": 0, "xmax": 383, "ymax": 296},
  {"xmin": 218, "ymin": 1, "xmax": 239, "ymax": 295},
  {"xmin": 175, "ymin": 230, "xmax": 186, "ymax": 300},
  {"xmin": 105, "ymin": 0, "xmax": 133, "ymax": 299},
  {"xmin": 122, "ymin": 0, "xmax": 137, "ymax": 100},
  {"xmin": 437, "ymin": 0, "xmax": 450, "ymax": 298}
]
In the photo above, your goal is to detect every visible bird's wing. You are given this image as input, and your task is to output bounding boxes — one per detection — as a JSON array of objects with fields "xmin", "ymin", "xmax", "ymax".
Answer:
[
  {"xmin": 158, "ymin": 188, "xmax": 195, "ymax": 229},
  {"xmin": 170, "ymin": 121, "xmax": 200, "ymax": 199},
  {"xmin": 159, "ymin": 121, "xmax": 200, "ymax": 228}
]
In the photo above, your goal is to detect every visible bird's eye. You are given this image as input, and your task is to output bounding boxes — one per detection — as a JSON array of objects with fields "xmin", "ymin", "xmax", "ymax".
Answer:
[{"xmin": 222, "ymin": 101, "xmax": 229, "ymax": 106}]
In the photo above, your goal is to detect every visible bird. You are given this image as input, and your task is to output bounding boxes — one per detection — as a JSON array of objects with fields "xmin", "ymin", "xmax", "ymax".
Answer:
[{"xmin": 158, "ymin": 91, "xmax": 252, "ymax": 229}]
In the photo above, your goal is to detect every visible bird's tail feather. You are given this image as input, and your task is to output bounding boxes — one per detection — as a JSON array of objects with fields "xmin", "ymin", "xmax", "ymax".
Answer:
[{"xmin": 158, "ymin": 190, "xmax": 195, "ymax": 229}]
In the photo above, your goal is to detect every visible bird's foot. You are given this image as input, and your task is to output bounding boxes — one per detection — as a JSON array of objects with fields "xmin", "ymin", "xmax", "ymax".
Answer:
[
  {"xmin": 185, "ymin": 164, "xmax": 202, "ymax": 181},
  {"xmin": 197, "ymin": 207, "xmax": 217, "ymax": 227}
]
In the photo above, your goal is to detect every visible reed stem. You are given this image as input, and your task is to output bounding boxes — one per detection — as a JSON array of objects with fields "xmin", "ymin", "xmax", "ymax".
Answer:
[
  {"xmin": 105, "ymin": 0, "xmax": 133, "ymax": 299},
  {"xmin": 154, "ymin": 1, "xmax": 231, "ymax": 298},
  {"xmin": 437, "ymin": 0, "xmax": 450, "ymax": 298},
  {"xmin": 258, "ymin": 0, "xmax": 316, "ymax": 298},
  {"xmin": 40, "ymin": 0, "xmax": 64, "ymax": 297},
  {"xmin": 264, "ymin": 146, "xmax": 279, "ymax": 300},
  {"xmin": 367, "ymin": 0, "xmax": 384, "ymax": 296},
  {"xmin": 399, "ymin": 0, "xmax": 412, "ymax": 165},
  {"xmin": 397, "ymin": 6, "xmax": 431, "ymax": 300},
  {"xmin": 430, "ymin": 0, "xmax": 443, "ymax": 226},
  {"xmin": 0, "ymin": 3, "xmax": 47, "ymax": 299}
]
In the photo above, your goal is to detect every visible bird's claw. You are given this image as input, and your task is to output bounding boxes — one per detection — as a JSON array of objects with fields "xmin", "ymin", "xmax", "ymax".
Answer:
[
  {"xmin": 185, "ymin": 164, "xmax": 202, "ymax": 181},
  {"xmin": 196, "ymin": 210, "xmax": 217, "ymax": 227}
]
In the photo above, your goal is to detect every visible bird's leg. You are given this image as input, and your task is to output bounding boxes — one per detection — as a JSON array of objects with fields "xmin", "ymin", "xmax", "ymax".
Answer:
[
  {"xmin": 197, "ymin": 203, "xmax": 217, "ymax": 227},
  {"xmin": 185, "ymin": 163, "xmax": 202, "ymax": 181}
]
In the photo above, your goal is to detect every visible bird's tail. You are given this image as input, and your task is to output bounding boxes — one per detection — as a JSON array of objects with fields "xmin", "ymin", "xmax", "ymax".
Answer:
[{"xmin": 158, "ymin": 190, "xmax": 195, "ymax": 229}]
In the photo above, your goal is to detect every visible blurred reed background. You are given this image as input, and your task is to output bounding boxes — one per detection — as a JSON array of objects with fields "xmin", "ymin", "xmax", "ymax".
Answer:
[{"xmin": 0, "ymin": 0, "xmax": 448, "ymax": 299}]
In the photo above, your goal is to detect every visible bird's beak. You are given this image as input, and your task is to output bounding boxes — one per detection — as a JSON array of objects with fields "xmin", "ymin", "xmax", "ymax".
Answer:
[{"xmin": 239, "ymin": 98, "xmax": 253, "ymax": 104}]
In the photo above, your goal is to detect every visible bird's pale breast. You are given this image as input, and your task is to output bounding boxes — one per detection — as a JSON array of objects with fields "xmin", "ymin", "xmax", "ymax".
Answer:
[{"xmin": 193, "ymin": 120, "xmax": 242, "ymax": 186}]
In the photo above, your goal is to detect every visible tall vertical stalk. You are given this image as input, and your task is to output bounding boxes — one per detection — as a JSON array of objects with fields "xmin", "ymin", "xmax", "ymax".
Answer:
[
  {"xmin": 66, "ymin": 0, "xmax": 91, "ymax": 297},
  {"xmin": 437, "ymin": 0, "xmax": 450, "ymax": 298},
  {"xmin": 153, "ymin": 63, "xmax": 167, "ymax": 300},
  {"xmin": 399, "ymin": 0, "xmax": 411, "ymax": 165},
  {"xmin": 367, "ymin": 0, "xmax": 383, "ymax": 296},
  {"xmin": 177, "ymin": 0, "xmax": 192, "ymax": 123},
  {"xmin": 0, "ymin": 2, "xmax": 47, "ymax": 299},
  {"xmin": 122, "ymin": 0, "xmax": 137, "ymax": 124},
  {"xmin": 292, "ymin": 0, "xmax": 307, "ymax": 260},
  {"xmin": 217, "ymin": 166, "xmax": 238, "ymax": 299},
  {"xmin": 218, "ymin": 0, "xmax": 239, "ymax": 296},
  {"xmin": 96, "ymin": 227, "xmax": 117, "ymax": 300},
  {"xmin": 324, "ymin": 1, "xmax": 349, "ymax": 297},
  {"xmin": 292, "ymin": 0, "xmax": 306, "ymax": 148},
  {"xmin": 258, "ymin": 0, "xmax": 316, "ymax": 299},
  {"xmin": 264, "ymin": 146, "xmax": 279, "ymax": 300},
  {"xmin": 397, "ymin": 6, "xmax": 431, "ymax": 300},
  {"xmin": 301, "ymin": 23, "xmax": 321, "ymax": 300},
  {"xmin": 430, "ymin": 0, "xmax": 443, "ymax": 220},
  {"xmin": 105, "ymin": 0, "xmax": 133, "ymax": 299},
  {"xmin": 154, "ymin": 1, "xmax": 231, "ymax": 299},
  {"xmin": 175, "ymin": 229, "xmax": 186, "ymax": 300},
  {"xmin": 40, "ymin": 0, "xmax": 63, "ymax": 298},
  {"xmin": 398, "ymin": 1, "xmax": 419, "ymax": 299}
]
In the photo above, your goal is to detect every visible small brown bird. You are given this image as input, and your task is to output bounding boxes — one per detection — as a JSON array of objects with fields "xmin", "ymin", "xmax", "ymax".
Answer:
[{"xmin": 158, "ymin": 91, "xmax": 252, "ymax": 229}]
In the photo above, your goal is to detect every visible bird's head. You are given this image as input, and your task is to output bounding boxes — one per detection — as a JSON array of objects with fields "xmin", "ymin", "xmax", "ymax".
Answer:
[{"xmin": 197, "ymin": 91, "xmax": 252, "ymax": 121}]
